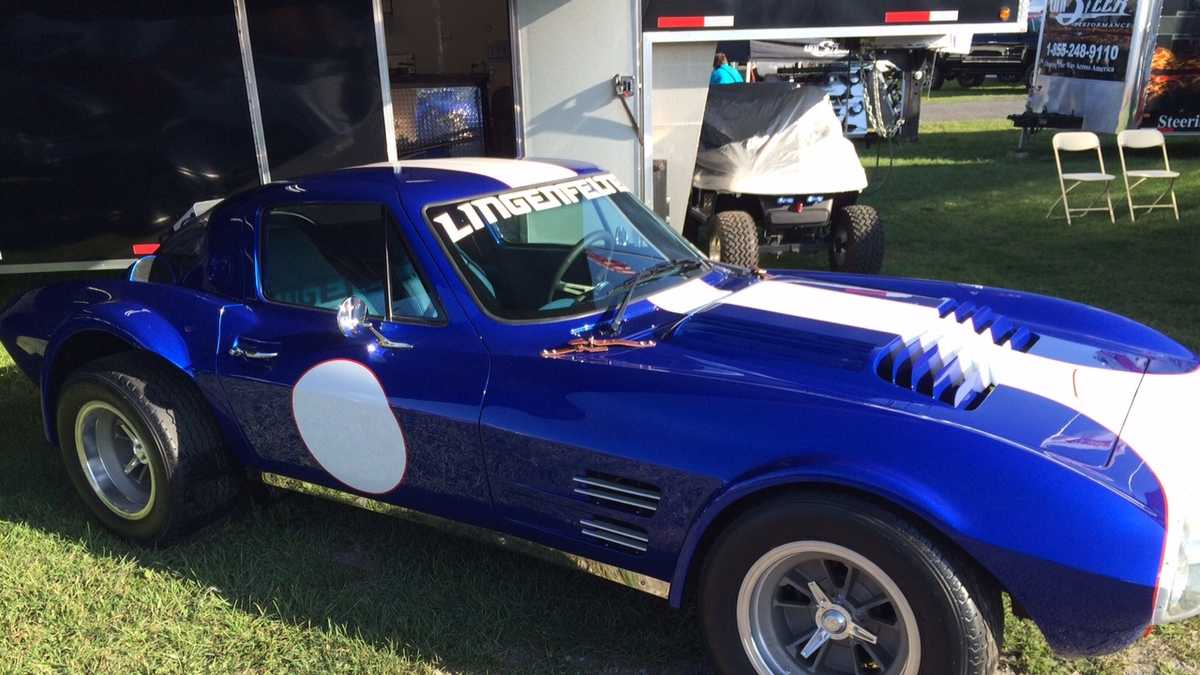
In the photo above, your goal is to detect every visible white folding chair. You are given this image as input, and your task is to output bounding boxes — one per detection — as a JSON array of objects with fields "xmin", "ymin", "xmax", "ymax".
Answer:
[
  {"xmin": 1117, "ymin": 129, "xmax": 1181, "ymax": 222},
  {"xmin": 1048, "ymin": 132, "xmax": 1116, "ymax": 225}
]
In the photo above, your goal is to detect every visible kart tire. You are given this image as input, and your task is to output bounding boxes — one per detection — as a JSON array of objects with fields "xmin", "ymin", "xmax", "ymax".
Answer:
[
  {"xmin": 702, "ymin": 210, "xmax": 760, "ymax": 268},
  {"xmin": 957, "ymin": 73, "xmax": 986, "ymax": 88},
  {"xmin": 829, "ymin": 205, "xmax": 884, "ymax": 274},
  {"xmin": 699, "ymin": 494, "xmax": 1001, "ymax": 675},
  {"xmin": 56, "ymin": 352, "xmax": 241, "ymax": 544}
]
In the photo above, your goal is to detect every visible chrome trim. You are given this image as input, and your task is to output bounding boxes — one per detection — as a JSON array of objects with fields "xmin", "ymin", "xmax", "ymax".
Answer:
[
  {"xmin": 580, "ymin": 518, "xmax": 649, "ymax": 542},
  {"xmin": 573, "ymin": 487, "xmax": 659, "ymax": 512},
  {"xmin": 234, "ymin": 0, "xmax": 271, "ymax": 184},
  {"xmin": 572, "ymin": 476, "xmax": 660, "ymax": 501},
  {"xmin": 371, "ymin": 0, "xmax": 399, "ymax": 163},
  {"xmin": 581, "ymin": 528, "xmax": 648, "ymax": 553},
  {"xmin": 260, "ymin": 472, "xmax": 671, "ymax": 599}
]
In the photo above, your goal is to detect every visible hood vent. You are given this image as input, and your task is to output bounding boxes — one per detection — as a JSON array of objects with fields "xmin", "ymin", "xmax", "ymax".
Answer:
[
  {"xmin": 580, "ymin": 517, "xmax": 649, "ymax": 553},
  {"xmin": 572, "ymin": 473, "xmax": 660, "ymax": 516},
  {"xmin": 875, "ymin": 299, "xmax": 1039, "ymax": 410}
]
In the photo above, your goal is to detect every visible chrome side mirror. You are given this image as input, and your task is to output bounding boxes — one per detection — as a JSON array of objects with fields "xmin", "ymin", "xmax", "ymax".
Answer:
[
  {"xmin": 336, "ymin": 297, "xmax": 412, "ymax": 350},
  {"xmin": 337, "ymin": 296, "xmax": 368, "ymax": 337}
]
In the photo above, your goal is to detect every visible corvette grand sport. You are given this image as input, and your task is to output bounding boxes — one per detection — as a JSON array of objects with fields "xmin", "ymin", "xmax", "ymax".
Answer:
[{"xmin": 1, "ymin": 158, "xmax": 1197, "ymax": 675}]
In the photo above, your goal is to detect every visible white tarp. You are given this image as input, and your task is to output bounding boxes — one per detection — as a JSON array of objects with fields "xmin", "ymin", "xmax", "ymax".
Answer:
[{"xmin": 692, "ymin": 83, "xmax": 868, "ymax": 195}]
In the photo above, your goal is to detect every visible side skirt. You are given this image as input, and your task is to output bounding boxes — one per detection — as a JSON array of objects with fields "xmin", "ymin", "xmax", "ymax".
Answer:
[{"xmin": 260, "ymin": 472, "xmax": 671, "ymax": 600}]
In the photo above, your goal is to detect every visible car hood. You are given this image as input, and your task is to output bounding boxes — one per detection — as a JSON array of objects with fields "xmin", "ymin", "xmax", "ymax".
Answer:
[{"xmin": 613, "ymin": 272, "xmax": 1198, "ymax": 469}]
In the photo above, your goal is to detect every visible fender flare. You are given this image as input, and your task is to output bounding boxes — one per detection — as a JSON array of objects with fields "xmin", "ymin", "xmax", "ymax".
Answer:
[
  {"xmin": 667, "ymin": 465, "xmax": 969, "ymax": 608},
  {"xmin": 40, "ymin": 304, "xmax": 195, "ymax": 445}
]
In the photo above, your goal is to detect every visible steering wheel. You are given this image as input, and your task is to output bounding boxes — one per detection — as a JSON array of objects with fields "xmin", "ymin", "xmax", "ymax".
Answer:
[{"xmin": 546, "ymin": 230, "xmax": 617, "ymax": 305}]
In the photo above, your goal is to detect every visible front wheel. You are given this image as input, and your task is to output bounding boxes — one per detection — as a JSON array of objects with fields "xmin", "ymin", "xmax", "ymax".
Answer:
[
  {"xmin": 701, "ymin": 210, "xmax": 760, "ymax": 268},
  {"xmin": 829, "ymin": 205, "xmax": 884, "ymax": 274},
  {"xmin": 699, "ymin": 495, "xmax": 1001, "ymax": 675}
]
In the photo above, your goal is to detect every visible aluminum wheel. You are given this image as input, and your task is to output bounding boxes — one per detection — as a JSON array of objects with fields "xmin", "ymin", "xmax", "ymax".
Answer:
[
  {"xmin": 737, "ymin": 541, "xmax": 920, "ymax": 675},
  {"xmin": 74, "ymin": 401, "xmax": 156, "ymax": 520}
]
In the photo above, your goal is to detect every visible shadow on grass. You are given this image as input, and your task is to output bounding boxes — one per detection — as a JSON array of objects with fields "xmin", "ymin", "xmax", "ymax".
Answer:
[{"xmin": 0, "ymin": 358, "xmax": 707, "ymax": 673}]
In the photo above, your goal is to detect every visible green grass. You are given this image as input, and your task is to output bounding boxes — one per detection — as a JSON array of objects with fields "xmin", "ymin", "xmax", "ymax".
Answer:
[
  {"xmin": 926, "ymin": 78, "xmax": 1029, "ymax": 103},
  {"xmin": 1, "ymin": 120, "xmax": 1198, "ymax": 673}
]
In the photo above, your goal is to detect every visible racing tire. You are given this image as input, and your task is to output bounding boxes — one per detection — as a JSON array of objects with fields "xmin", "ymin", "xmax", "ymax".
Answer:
[
  {"xmin": 829, "ymin": 205, "xmax": 884, "ymax": 274},
  {"xmin": 56, "ymin": 352, "xmax": 242, "ymax": 544},
  {"xmin": 702, "ymin": 210, "xmax": 760, "ymax": 268},
  {"xmin": 956, "ymin": 73, "xmax": 986, "ymax": 88},
  {"xmin": 698, "ymin": 494, "xmax": 1001, "ymax": 675}
]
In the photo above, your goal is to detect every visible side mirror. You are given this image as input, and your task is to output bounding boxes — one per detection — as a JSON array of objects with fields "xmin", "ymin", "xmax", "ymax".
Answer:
[
  {"xmin": 336, "ymin": 297, "xmax": 413, "ymax": 350},
  {"xmin": 337, "ymin": 296, "xmax": 368, "ymax": 338}
]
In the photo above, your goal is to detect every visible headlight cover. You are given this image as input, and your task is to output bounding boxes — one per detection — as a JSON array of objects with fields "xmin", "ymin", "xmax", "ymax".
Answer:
[{"xmin": 1155, "ymin": 513, "xmax": 1200, "ymax": 624}]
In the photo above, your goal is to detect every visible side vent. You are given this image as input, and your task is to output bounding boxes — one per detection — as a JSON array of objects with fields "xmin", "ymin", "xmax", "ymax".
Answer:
[
  {"xmin": 580, "ymin": 517, "xmax": 649, "ymax": 553},
  {"xmin": 572, "ymin": 473, "xmax": 660, "ymax": 516},
  {"xmin": 875, "ymin": 300, "xmax": 1039, "ymax": 410}
]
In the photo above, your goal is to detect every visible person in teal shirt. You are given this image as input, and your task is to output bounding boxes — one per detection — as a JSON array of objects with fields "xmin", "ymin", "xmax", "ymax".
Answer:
[{"xmin": 711, "ymin": 52, "xmax": 745, "ymax": 85}]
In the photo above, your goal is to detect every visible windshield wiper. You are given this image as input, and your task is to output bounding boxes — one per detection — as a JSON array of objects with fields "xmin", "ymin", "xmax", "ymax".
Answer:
[{"xmin": 606, "ymin": 258, "xmax": 708, "ymax": 336}]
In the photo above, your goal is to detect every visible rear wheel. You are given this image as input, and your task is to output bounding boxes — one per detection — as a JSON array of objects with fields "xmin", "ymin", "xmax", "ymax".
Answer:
[
  {"xmin": 829, "ymin": 205, "xmax": 884, "ymax": 274},
  {"xmin": 699, "ymin": 494, "xmax": 1001, "ymax": 675},
  {"xmin": 702, "ymin": 210, "xmax": 760, "ymax": 268},
  {"xmin": 56, "ymin": 352, "xmax": 242, "ymax": 544},
  {"xmin": 956, "ymin": 73, "xmax": 986, "ymax": 88}
]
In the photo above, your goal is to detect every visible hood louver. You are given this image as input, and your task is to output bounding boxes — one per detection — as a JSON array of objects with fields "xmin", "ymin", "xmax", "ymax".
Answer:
[{"xmin": 875, "ymin": 299, "xmax": 1038, "ymax": 410}]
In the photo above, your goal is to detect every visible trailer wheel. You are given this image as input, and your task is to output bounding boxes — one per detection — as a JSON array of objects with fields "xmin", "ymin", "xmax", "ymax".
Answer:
[
  {"xmin": 829, "ymin": 205, "xmax": 884, "ymax": 274},
  {"xmin": 701, "ymin": 211, "xmax": 760, "ymax": 268},
  {"xmin": 957, "ymin": 73, "xmax": 986, "ymax": 88}
]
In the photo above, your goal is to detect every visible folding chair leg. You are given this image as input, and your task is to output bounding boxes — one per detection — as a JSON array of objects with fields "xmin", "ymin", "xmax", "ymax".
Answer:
[
  {"xmin": 1105, "ymin": 183, "xmax": 1116, "ymax": 224},
  {"xmin": 1123, "ymin": 174, "xmax": 1137, "ymax": 222},
  {"xmin": 1169, "ymin": 180, "xmax": 1180, "ymax": 221}
]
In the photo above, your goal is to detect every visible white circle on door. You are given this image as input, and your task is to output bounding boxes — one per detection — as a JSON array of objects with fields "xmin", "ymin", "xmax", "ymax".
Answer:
[{"xmin": 291, "ymin": 359, "xmax": 407, "ymax": 494}]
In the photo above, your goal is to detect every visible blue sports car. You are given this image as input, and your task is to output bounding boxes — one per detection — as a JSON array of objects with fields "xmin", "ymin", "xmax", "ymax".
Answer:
[{"xmin": 1, "ymin": 158, "xmax": 1197, "ymax": 675}]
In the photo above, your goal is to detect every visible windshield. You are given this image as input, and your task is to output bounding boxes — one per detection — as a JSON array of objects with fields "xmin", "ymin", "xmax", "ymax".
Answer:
[{"xmin": 426, "ymin": 173, "xmax": 704, "ymax": 321}]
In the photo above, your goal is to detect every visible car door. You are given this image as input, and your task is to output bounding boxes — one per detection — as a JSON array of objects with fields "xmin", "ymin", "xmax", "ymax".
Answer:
[{"xmin": 215, "ymin": 194, "xmax": 492, "ymax": 523}]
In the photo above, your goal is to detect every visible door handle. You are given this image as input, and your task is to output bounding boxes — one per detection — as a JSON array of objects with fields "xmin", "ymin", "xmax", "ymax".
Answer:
[{"xmin": 229, "ymin": 345, "xmax": 279, "ymax": 360}]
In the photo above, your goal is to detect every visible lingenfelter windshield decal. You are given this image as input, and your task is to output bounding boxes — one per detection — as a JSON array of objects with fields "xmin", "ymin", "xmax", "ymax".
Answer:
[{"xmin": 429, "ymin": 174, "xmax": 630, "ymax": 243}]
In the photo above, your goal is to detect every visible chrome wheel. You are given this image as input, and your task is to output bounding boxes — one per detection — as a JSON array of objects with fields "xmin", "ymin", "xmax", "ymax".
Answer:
[
  {"xmin": 74, "ymin": 401, "xmax": 155, "ymax": 520},
  {"xmin": 737, "ymin": 541, "xmax": 920, "ymax": 675}
]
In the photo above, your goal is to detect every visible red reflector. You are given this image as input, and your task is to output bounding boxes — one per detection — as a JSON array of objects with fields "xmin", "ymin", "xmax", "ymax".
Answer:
[
  {"xmin": 657, "ymin": 15, "xmax": 706, "ymax": 28},
  {"xmin": 885, "ymin": 11, "xmax": 931, "ymax": 23},
  {"xmin": 1143, "ymin": 625, "xmax": 1156, "ymax": 638},
  {"xmin": 132, "ymin": 243, "xmax": 160, "ymax": 256}
]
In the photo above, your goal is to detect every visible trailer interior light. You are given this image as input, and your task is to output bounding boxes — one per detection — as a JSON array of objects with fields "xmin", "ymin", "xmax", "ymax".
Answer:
[{"xmin": 1000, "ymin": 6, "xmax": 1012, "ymax": 20}]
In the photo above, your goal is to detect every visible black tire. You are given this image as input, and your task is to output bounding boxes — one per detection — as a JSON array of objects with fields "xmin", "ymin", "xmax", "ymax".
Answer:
[
  {"xmin": 699, "ymin": 494, "xmax": 1001, "ymax": 675},
  {"xmin": 956, "ymin": 73, "xmax": 986, "ymax": 88},
  {"xmin": 56, "ymin": 352, "xmax": 241, "ymax": 544},
  {"xmin": 701, "ymin": 210, "xmax": 760, "ymax": 268},
  {"xmin": 829, "ymin": 205, "xmax": 884, "ymax": 274}
]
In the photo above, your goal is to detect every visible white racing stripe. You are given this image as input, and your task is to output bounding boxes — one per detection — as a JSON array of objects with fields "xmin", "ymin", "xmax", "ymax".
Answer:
[
  {"xmin": 362, "ymin": 158, "xmax": 579, "ymax": 188},
  {"xmin": 648, "ymin": 278, "xmax": 731, "ymax": 314}
]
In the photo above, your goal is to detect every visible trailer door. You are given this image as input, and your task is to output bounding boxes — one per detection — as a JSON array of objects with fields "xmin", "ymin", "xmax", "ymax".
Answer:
[{"xmin": 512, "ymin": 0, "xmax": 642, "ymax": 193}]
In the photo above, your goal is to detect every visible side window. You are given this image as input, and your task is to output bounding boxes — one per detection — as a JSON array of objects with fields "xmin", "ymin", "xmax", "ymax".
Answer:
[
  {"xmin": 386, "ymin": 223, "xmax": 441, "ymax": 321},
  {"xmin": 261, "ymin": 203, "xmax": 439, "ymax": 321}
]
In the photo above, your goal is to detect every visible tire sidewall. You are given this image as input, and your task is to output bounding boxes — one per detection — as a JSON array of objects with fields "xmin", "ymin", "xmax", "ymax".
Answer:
[
  {"xmin": 56, "ymin": 374, "xmax": 175, "ymax": 541},
  {"xmin": 700, "ymin": 498, "xmax": 974, "ymax": 675}
]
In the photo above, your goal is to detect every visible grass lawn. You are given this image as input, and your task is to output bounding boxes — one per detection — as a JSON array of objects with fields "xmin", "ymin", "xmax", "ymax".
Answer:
[
  {"xmin": 926, "ymin": 78, "xmax": 1029, "ymax": 103},
  {"xmin": 1, "ymin": 119, "xmax": 1198, "ymax": 673}
]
